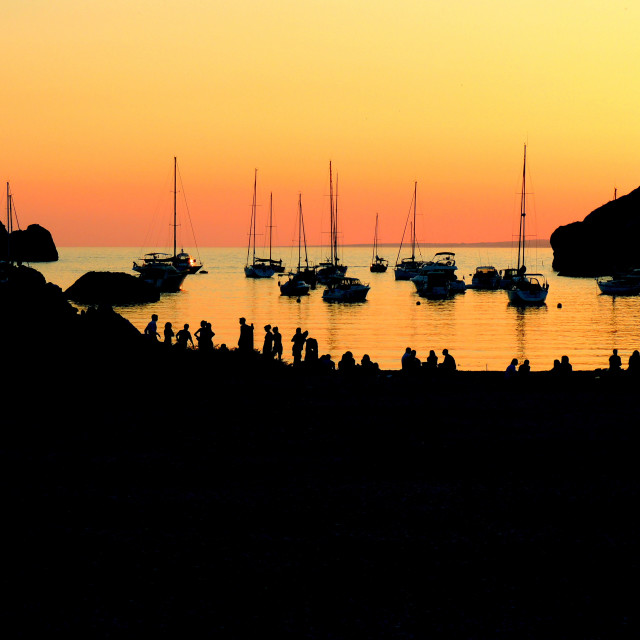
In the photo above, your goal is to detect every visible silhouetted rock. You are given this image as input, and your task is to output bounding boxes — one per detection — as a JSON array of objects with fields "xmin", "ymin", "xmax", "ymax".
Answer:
[
  {"xmin": 550, "ymin": 186, "xmax": 640, "ymax": 276},
  {"xmin": 65, "ymin": 271, "xmax": 160, "ymax": 305},
  {"xmin": 0, "ymin": 222, "xmax": 58, "ymax": 262}
]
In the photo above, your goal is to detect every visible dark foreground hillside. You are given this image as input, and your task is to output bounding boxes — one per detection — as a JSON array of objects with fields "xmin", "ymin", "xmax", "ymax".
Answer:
[{"xmin": 1, "ymin": 346, "xmax": 636, "ymax": 638}]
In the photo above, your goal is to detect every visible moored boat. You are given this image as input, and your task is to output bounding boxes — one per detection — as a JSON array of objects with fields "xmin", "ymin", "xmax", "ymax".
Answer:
[
  {"xmin": 370, "ymin": 213, "xmax": 388, "ymax": 272},
  {"xmin": 469, "ymin": 265, "xmax": 501, "ymax": 290},
  {"xmin": 245, "ymin": 170, "xmax": 276, "ymax": 278},
  {"xmin": 411, "ymin": 251, "xmax": 465, "ymax": 294},
  {"xmin": 317, "ymin": 162, "xmax": 347, "ymax": 284},
  {"xmin": 322, "ymin": 276, "xmax": 370, "ymax": 302},
  {"xmin": 505, "ymin": 145, "xmax": 549, "ymax": 305},
  {"xmin": 280, "ymin": 194, "xmax": 315, "ymax": 297},
  {"xmin": 133, "ymin": 157, "xmax": 201, "ymax": 292},
  {"xmin": 394, "ymin": 182, "xmax": 424, "ymax": 280},
  {"xmin": 412, "ymin": 270, "xmax": 451, "ymax": 299},
  {"xmin": 597, "ymin": 270, "xmax": 640, "ymax": 295}
]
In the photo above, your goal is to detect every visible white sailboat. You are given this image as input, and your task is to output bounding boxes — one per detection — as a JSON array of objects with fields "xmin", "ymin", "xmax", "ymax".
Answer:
[
  {"xmin": 506, "ymin": 145, "xmax": 549, "ymax": 305},
  {"xmin": 245, "ymin": 169, "xmax": 275, "ymax": 278}
]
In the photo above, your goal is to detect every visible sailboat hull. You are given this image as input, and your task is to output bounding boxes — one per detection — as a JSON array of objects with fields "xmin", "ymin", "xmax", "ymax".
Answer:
[
  {"xmin": 506, "ymin": 287, "xmax": 549, "ymax": 305},
  {"xmin": 245, "ymin": 265, "xmax": 275, "ymax": 278}
]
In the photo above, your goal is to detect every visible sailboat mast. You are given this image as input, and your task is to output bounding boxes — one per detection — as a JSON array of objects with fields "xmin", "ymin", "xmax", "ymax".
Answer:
[
  {"xmin": 373, "ymin": 213, "xmax": 378, "ymax": 261},
  {"xmin": 298, "ymin": 193, "xmax": 302, "ymax": 270},
  {"xmin": 412, "ymin": 181, "xmax": 417, "ymax": 260},
  {"xmin": 334, "ymin": 173, "xmax": 339, "ymax": 266},
  {"xmin": 328, "ymin": 161, "xmax": 334, "ymax": 265},
  {"xmin": 247, "ymin": 169, "xmax": 258, "ymax": 266},
  {"xmin": 6, "ymin": 182, "xmax": 11, "ymax": 263},
  {"xmin": 517, "ymin": 145, "xmax": 527, "ymax": 271},
  {"xmin": 269, "ymin": 192, "xmax": 273, "ymax": 262},
  {"xmin": 173, "ymin": 157, "xmax": 177, "ymax": 259}
]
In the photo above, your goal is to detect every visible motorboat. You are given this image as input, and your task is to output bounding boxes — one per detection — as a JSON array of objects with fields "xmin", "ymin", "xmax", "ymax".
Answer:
[
  {"xmin": 468, "ymin": 265, "xmax": 501, "ymax": 290},
  {"xmin": 322, "ymin": 276, "xmax": 370, "ymax": 302},
  {"xmin": 597, "ymin": 270, "xmax": 640, "ymax": 295},
  {"xmin": 411, "ymin": 251, "xmax": 465, "ymax": 294},
  {"xmin": 412, "ymin": 270, "xmax": 451, "ymax": 299}
]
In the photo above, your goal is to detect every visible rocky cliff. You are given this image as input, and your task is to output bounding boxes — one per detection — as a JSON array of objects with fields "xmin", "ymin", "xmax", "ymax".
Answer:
[
  {"xmin": 550, "ymin": 187, "xmax": 640, "ymax": 276},
  {"xmin": 0, "ymin": 222, "xmax": 59, "ymax": 262}
]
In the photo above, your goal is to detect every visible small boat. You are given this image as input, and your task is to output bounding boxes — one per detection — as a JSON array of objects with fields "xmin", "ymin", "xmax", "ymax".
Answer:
[
  {"xmin": 506, "ymin": 145, "xmax": 549, "ymax": 305},
  {"xmin": 280, "ymin": 194, "xmax": 314, "ymax": 297},
  {"xmin": 498, "ymin": 267, "xmax": 520, "ymax": 290},
  {"xmin": 133, "ymin": 158, "xmax": 200, "ymax": 292},
  {"xmin": 370, "ymin": 213, "xmax": 388, "ymax": 272},
  {"xmin": 322, "ymin": 276, "xmax": 370, "ymax": 302},
  {"xmin": 412, "ymin": 270, "xmax": 451, "ymax": 299},
  {"xmin": 245, "ymin": 169, "xmax": 275, "ymax": 278},
  {"xmin": 394, "ymin": 182, "xmax": 424, "ymax": 280},
  {"xmin": 411, "ymin": 251, "xmax": 465, "ymax": 294},
  {"xmin": 469, "ymin": 265, "xmax": 501, "ymax": 290},
  {"xmin": 597, "ymin": 270, "xmax": 640, "ymax": 295},
  {"xmin": 317, "ymin": 162, "xmax": 348, "ymax": 284}
]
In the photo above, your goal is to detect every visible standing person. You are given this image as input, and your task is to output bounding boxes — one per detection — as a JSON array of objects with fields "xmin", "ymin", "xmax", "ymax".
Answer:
[
  {"xmin": 263, "ymin": 325, "xmax": 274, "ymax": 358},
  {"xmin": 238, "ymin": 317, "xmax": 254, "ymax": 353},
  {"xmin": 609, "ymin": 348, "xmax": 622, "ymax": 374},
  {"xmin": 305, "ymin": 336, "xmax": 319, "ymax": 365},
  {"xmin": 291, "ymin": 327, "xmax": 309, "ymax": 365},
  {"xmin": 176, "ymin": 323, "xmax": 194, "ymax": 349},
  {"xmin": 272, "ymin": 326, "xmax": 283, "ymax": 361},
  {"xmin": 195, "ymin": 321, "xmax": 215, "ymax": 352},
  {"xmin": 144, "ymin": 314, "xmax": 160, "ymax": 341},
  {"xmin": 163, "ymin": 321, "xmax": 174, "ymax": 347}
]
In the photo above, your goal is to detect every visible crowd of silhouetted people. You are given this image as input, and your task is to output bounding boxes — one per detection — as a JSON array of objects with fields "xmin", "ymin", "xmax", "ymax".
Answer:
[{"xmin": 142, "ymin": 313, "xmax": 640, "ymax": 382}]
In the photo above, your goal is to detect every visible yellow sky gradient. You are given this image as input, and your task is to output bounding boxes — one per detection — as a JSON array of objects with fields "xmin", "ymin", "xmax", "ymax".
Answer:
[{"xmin": 2, "ymin": 0, "xmax": 639, "ymax": 247}]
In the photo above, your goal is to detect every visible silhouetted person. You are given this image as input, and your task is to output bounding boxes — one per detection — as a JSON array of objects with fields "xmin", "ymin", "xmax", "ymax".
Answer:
[
  {"xmin": 559, "ymin": 355, "xmax": 572, "ymax": 375},
  {"xmin": 319, "ymin": 354, "xmax": 335, "ymax": 373},
  {"xmin": 163, "ymin": 321, "xmax": 174, "ymax": 347},
  {"xmin": 338, "ymin": 351, "xmax": 356, "ymax": 373},
  {"xmin": 609, "ymin": 348, "xmax": 622, "ymax": 374},
  {"xmin": 401, "ymin": 347, "xmax": 413, "ymax": 371},
  {"xmin": 238, "ymin": 317, "xmax": 254, "ymax": 353},
  {"xmin": 262, "ymin": 324, "xmax": 274, "ymax": 358},
  {"xmin": 144, "ymin": 313, "xmax": 160, "ymax": 341},
  {"xmin": 552, "ymin": 359, "xmax": 561, "ymax": 374},
  {"xmin": 410, "ymin": 349, "xmax": 421, "ymax": 371},
  {"xmin": 360, "ymin": 354, "xmax": 379, "ymax": 375},
  {"xmin": 195, "ymin": 320, "xmax": 215, "ymax": 352},
  {"xmin": 176, "ymin": 323, "xmax": 194, "ymax": 350},
  {"xmin": 425, "ymin": 350, "xmax": 438, "ymax": 370},
  {"xmin": 628, "ymin": 350, "xmax": 640, "ymax": 376},
  {"xmin": 439, "ymin": 348, "xmax": 456, "ymax": 372},
  {"xmin": 519, "ymin": 359, "xmax": 531, "ymax": 375},
  {"xmin": 305, "ymin": 337, "xmax": 319, "ymax": 364},
  {"xmin": 291, "ymin": 327, "xmax": 308, "ymax": 365},
  {"xmin": 272, "ymin": 326, "xmax": 283, "ymax": 361},
  {"xmin": 505, "ymin": 358, "xmax": 518, "ymax": 378}
]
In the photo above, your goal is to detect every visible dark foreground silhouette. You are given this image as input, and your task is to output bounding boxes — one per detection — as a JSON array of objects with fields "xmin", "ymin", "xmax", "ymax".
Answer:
[{"xmin": 1, "ymin": 265, "xmax": 636, "ymax": 637}]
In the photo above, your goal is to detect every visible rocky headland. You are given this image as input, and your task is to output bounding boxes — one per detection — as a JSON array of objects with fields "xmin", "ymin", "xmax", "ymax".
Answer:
[
  {"xmin": 0, "ymin": 221, "xmax": 58, "ymax": 262},
  {"xmin": 551, "ymin": 186, "xmax": 640, "ymax": 276}
]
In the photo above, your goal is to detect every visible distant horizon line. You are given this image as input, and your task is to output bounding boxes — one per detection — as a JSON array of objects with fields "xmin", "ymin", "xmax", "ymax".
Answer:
[{"xmin": 58, "ymin": 239, "xmax": 552, "ymax": 249}]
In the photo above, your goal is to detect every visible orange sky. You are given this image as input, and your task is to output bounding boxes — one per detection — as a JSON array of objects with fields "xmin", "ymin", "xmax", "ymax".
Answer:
[{"xmin": 2, "ymin": 1, "xmax": 639, "ymax": 247}]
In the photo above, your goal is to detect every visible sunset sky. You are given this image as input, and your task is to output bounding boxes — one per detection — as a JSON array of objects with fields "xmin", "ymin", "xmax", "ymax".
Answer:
[{"xmin": 2, "ymin": 1, "xmax": 638, "ymax": 248}]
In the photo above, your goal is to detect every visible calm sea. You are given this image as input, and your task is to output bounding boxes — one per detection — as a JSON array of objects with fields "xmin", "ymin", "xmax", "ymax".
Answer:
[{"xmin": 32, "ymin": 245, "xmax": 639, "ymax": 372}]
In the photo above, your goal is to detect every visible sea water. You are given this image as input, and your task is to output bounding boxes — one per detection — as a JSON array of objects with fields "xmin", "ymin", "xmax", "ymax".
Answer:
[{"xmin": 33, "ymin": 245, "xmax": 640, "ymax": 372}]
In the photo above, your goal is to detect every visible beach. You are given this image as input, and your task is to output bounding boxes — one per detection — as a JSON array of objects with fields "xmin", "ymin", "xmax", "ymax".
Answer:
[{"xmin": 2, "ymin": 333, "xmax": 636, "ymax": 636}]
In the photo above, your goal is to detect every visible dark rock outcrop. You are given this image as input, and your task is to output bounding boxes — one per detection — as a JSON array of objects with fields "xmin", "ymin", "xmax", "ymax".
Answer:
[
  {"xmin": 550, "ymin": 187, "xmax": 640, "ymax": 276},
  {"xmin": 65, "ymin": 271, "xmax": 160, "ymax": 305},
  {"xmin": 0, "ymin": 222, "xmax": 59, "ymax": 262}
]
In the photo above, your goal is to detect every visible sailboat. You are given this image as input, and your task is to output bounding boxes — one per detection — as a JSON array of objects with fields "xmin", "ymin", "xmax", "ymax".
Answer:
[
  {"xmin": 316, "ymin": 162, "xmax": 348, "ymax": 284},
  {"xmin": 506, "ymin": 145, "xmax": 549, "ymax": 305},
  {"xmin": 133, "ymin": 158, "xmax": 201, "ymax": 292},
  {"xmin": 370, "ymin": 213, "xmax": 388, "ymax": 272},
  {"xmin": 280, "ymin": 194, "xmax": 315, "ymax": 296},
  {"xmin": 394, "ymin": 182, "xmax": 424, "ymax": 280},
  {"xmin": 266, "ymin": 192, "xmax": 285, "ymax": 273},
  {"xmin": 245, "ymin": 169, "xmax": 275, "ymax": 278}
]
